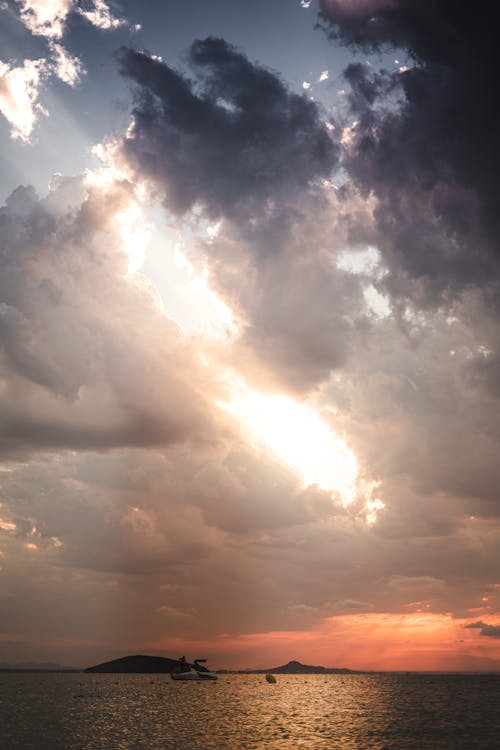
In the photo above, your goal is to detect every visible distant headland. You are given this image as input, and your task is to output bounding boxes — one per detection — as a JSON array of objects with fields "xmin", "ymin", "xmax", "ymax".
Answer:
[
  {"xmin": 84, "ymin": 655, "xmax": 357, "ymax": 674},
  {"xmin": 0, "ymin": 661, "xmax": 79, "ymax": 673},
  {"xmin": 85, "ymin": 655, "xmax": 182, "ymax": 673},
  {"xmin": 229, "ymin": 659, "xmax": 356, "ymax": 675}
]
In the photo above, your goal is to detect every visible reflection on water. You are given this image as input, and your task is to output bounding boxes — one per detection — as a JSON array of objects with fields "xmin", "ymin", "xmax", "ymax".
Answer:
[{"xmin": 1, "ymin": 672, "xmax": 500, "ymax": 749}]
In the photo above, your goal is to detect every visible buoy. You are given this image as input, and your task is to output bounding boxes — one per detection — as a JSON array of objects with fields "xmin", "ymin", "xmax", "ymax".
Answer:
[{"xmin": 265, "ymin": 673, "xmax": 276, "ymax": 683}]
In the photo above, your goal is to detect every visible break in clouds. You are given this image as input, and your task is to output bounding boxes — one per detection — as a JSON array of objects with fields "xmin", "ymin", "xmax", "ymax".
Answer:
[{"xmin": 1, "ymin": 0, "xmax": 500, "ymax": 670}]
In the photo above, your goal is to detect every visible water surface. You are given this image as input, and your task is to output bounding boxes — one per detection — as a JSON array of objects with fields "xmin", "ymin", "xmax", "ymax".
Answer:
[{"xmin": 1, "ymin": 672, "xmax": 500, "ymax": 749}]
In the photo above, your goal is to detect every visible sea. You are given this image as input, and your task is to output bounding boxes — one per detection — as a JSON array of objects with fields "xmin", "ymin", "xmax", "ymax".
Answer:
[{"xmin": 1, "ymin": 672, "xmax": 500, "ymax": 749}]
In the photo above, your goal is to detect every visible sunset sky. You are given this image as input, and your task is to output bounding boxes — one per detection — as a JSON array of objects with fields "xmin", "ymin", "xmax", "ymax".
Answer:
[{"xmin": 1, "ymin": 0, "xmax": 500, "ymax": 672}]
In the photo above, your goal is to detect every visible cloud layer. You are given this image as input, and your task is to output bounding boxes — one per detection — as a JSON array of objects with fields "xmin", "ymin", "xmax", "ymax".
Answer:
[
  {"xmin": 320, "ymin": 0, "xmax": 500, "ymax": 308},
  {"xmin": 118, "ymin": 38, "xmax": 339, "ymax": 220},
  {"xmin": 15, "ymin": 0, "xmax": 124, "ymax": 39},
  {"xmin": 1, "ymin": 7, "xmax": 500, "ymax": 670},
  {"xmin": 0, "ymin": 176, "xmax": 214, "ymax": 457},
  {"xmin": 0, "ymin": 0, "xmax": 130, "ymax": 139}
]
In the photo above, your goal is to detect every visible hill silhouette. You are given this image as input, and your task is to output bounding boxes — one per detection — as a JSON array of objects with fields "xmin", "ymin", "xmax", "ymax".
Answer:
[
  {"xmin": 85, "ymin": 655, "xmax": 357, "ymax": 674},
  {"xmin": 246, "ymin": 660, "xmax": 355, "ymax": 675},
  {"xmin": 265, "ymin": 660, "xmax": 354, "ymax": 674},
  {"xmin": 85, "ymin": 655, "xmax": 182, "ymax": 673}
]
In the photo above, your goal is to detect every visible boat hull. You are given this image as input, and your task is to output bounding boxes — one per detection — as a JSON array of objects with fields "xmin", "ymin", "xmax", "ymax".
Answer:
[{"xmin": 171, "ymin": 669, "xmax": 217, "ymax": 681}]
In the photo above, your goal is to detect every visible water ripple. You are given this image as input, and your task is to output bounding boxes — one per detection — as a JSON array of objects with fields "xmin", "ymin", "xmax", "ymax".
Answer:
[{"xmin": 1, "ymin": 672, "xmax": 500, "ymax": 749}]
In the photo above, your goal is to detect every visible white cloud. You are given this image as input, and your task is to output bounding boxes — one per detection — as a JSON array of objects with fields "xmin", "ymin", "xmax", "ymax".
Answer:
[
  {"xmin": 4, "ymin": 0, "xmax": 128, "ymax": 137},
  {"xmin": 0, "ymin": 46, "xmax": 82, "ymax": 137},
  {"xmin": 77, "ymin": 0, "xmax": 124, "ymax": 30},
  {"xmin": 15, "ymin": 0, "xmax": 124, "ymax": 38},
  {"xmin": 48, "ymin": 41, "xmax": 83, "ymax": 85},
  {"xmin": 0, "ymin": 57, "xmax": 48, "ymax": 140},
  {"xmin": 363, "ymin": 284, "xmax": 391, "ymax": 319},
  {"xmin": 15, "ymin": 0, "xmax": 73, "ymax": 39}
]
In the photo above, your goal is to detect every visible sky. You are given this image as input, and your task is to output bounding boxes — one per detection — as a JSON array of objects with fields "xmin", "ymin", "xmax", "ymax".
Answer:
[{"xmin": 1, "ymin": 0, "xmax": 500, "ymax": 672}]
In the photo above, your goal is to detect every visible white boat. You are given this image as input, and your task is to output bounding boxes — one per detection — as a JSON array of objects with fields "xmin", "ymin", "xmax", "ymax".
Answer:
[{"xmin": 171, "ymin": 658, "xmax": 217, "ymax": 681}]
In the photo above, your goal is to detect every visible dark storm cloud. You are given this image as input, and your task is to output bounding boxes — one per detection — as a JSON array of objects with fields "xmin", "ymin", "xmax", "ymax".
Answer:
[
  {"xmin": 113, "ymin": 38, "xmax": 374, "ymax": 393},
  {"xmin": 320, "ymin": 0, "xmax": 500, "ymax": 307},
  {"xmin": 117, "ymin": 37, "xmax": 339, "ymax": 220},
  {"xmin": 465, "ymin": 621, "xmax": 500, "ymax": 638},
  {"xmin": 320, "ymin": 0, "xmax": 469, "ymax": 61}
]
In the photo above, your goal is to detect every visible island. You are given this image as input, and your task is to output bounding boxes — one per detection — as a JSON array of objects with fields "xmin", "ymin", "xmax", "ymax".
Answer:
[
  {"xmin": 84, "ymin": 655, "xmax": 357, "ymax": 674},
  {"xmin": 239, "ymin": 660, "xmax": 356, "ymax": 675},
  {"xmin": 85, "ymin": 655, "xmax": 184, "ymax": 673}
]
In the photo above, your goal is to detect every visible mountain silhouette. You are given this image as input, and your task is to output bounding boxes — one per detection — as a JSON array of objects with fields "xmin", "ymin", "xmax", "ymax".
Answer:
[{"xmin": 85, "ymin": 655, "xmax": 182, "ymax": 673}]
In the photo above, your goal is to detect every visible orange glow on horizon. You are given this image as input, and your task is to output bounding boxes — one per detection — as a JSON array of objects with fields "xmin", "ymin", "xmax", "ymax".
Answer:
[{"xmin": 148, "ymin": 612, "xmax": 500, "ymax": 672}]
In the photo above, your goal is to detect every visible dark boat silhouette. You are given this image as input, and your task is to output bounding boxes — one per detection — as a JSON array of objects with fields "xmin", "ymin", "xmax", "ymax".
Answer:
[{"xmin": 171, "ymin": 658, "xmax": 217, "ymax": 681}]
